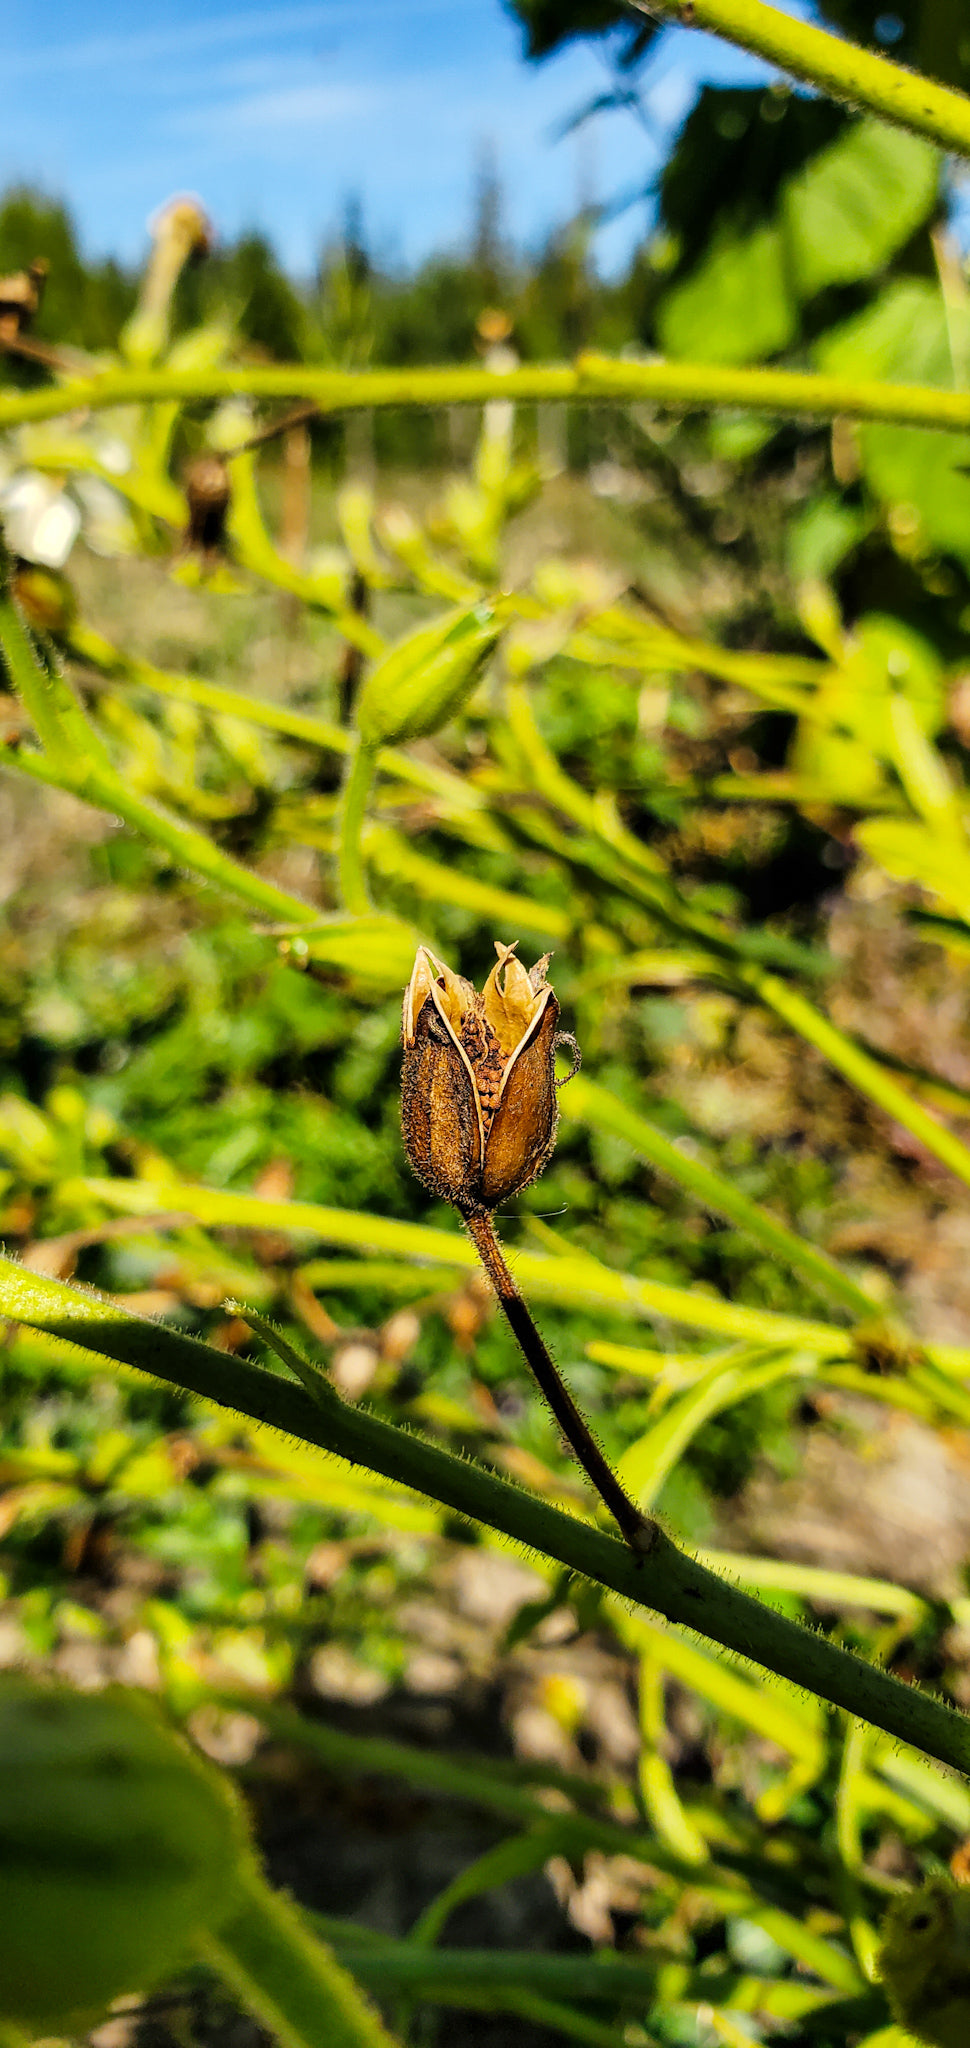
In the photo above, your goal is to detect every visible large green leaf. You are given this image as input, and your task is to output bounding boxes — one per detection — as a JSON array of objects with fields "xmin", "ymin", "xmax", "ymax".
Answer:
[
  {"xmin": 658, "ymin": 112, "xmax": 940, "ymax": 366},
  {"xmin": 657, "ymin": 217, "xmax": 796, "ymax": 365},
  {"xmin": 817, "ymin": 280, "xmax": 970, "ymax": 567},
  {"xmin": 783, "ymin": 120, "xmax": 940, "ymax": 298}
]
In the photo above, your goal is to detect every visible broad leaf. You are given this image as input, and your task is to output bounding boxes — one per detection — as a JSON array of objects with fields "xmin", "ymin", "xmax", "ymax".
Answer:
[{"xmin": 783, "ymin": 119, "xmax": 940, "ymax": 298}]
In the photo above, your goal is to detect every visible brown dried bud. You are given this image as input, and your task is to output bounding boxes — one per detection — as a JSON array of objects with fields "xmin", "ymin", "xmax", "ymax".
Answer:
[
  {"xmin": 401, "ymin": 941, "xmax": 579, "ymax": 1216},
  {"xmin": 0, "ymin": 259, "xmax": 48, "ymax": 344},
  {"xmin": 184, "ymin": 454, "xmax": 231, "ymax": 557}
]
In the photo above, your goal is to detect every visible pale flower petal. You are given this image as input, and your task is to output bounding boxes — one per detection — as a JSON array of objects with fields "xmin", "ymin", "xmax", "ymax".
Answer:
[{"xmin": 483, "ymin": 941, "xmax": 540, "ymax": 1053}]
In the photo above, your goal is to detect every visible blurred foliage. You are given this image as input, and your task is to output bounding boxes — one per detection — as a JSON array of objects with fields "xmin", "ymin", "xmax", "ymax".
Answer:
[
  {"xmin": 6, "ymin": 15, "xmax": 970, "ymax": 2045},
  {"xmin": 506, "ymin": 0, "xmax": 970, "ymax": 93}
]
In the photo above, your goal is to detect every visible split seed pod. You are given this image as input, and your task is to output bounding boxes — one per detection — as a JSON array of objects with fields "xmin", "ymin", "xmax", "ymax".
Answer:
[{"xmin": 401, "ymin": 940, "xmax": 579, "ymax": 1215}]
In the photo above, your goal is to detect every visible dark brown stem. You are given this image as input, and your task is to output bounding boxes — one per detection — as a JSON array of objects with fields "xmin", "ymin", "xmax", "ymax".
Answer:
[
  {"xmin": 227, "ymin": 402, "xmax": 321, "ymax": 458},
  {"xmin": 338, "ymin": 569, "xmax": 369, "ymax": 724},
  {"xmin": 463, "ymin": 1207, "xmax": 654, "ymax": 1554}
]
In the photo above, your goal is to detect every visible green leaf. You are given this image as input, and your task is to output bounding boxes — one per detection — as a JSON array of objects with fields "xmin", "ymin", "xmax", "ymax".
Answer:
[
  {"xmin": 816, "ymin": 281, "xmax": 970, "ymax": 566},
  {"xmin": 855, "ymin": 817, "xmax": 970, "ymax": 922},
  {"xmin": 657, "ymin": 218, "xmax": 796, "ymax": 366},
  {"xmin": 783, "ymin": 120, "xmax": 940, "ymax": 299},
  {"xmin": 285, "ymin": 913, "xmax": 423, "ymax": 991},
  {"xmin": 786, "ymin": 495, "xmax": 869, "ymax": 584},
  {"xmin": 657, "ymin": 113, "xmax": 940, "ymax": 370}
]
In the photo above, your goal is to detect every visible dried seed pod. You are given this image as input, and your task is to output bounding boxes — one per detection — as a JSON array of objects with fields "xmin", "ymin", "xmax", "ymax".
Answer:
[
  {"xmin": 401, "ymin": 940, "xmax": 577, "ymax": 1216},
  {"xmin": 184, "ymin": 453, "xmax": 231, "ymax": 557},
  {"xmin": 0, "ymin": 259, "xmax": 48, "ymax": 344}
]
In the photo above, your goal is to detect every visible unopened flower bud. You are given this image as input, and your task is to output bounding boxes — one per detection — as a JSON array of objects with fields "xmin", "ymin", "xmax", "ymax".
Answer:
[
  {"xmin": 0, "ymin": 1677, "xmax": 250, "ymax": 2033},
  {"xmin": 357, "ymin": 601, "xmax": 499, "ymax": 748},
  {"xmin": 12, "ymin": 562, "xmax": 77, "ymax": 639},
  {"xmin": 401, "ymin": 940, "xmax": 579, "ymax": 1215},
  {"xmin": 123, "ymin": 195, "xmax": 213, "ymax": 366},
  {"xmin": 879, "ymin": 1878, "xmax": 970, "ymax": 2048}
]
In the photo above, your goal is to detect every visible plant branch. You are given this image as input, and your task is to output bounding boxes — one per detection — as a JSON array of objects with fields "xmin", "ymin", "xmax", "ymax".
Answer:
[
  {"xmin": 196, "ymin": 1860, "xmax": 400, "ymax": 2048},
  {"xmin": 76, "ymin": 1171, "xmax": 856, "ymax": 1350},
  {"xmin": 629, "ymin": 0, "xmax": 970, "ymax": 158},
  {"xmin": 3, "ymin": 1252, "xmax": 970, "ymax": 1781},
  {"xmin": 6, "ymin": 358, "xmax": 970, "ymax": 434},
  {"xmin": 66, "ymin": 622, "xmax": 484, "ymax": 810}
]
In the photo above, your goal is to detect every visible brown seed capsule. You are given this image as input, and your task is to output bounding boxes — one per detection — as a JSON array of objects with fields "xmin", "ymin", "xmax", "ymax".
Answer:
[
  {"xmin": 0, "ymin": 259, "xmax": 48, "ymax": 345},
  {"xmin": 184, "ymin": 453, "xmax": 231, "ymax": 558},
  {"xmin": 401, "ymin": 941, "xmax": 579, "ymax": 1216}
]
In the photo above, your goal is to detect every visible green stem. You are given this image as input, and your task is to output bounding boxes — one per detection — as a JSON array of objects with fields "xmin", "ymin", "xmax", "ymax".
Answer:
[
  {"xmin": 631, "ymin": 0, "xmax": 970, "ymax": 156},
  {"xmin": 196, "ymin": 1860, "xmax": 400, "ymax": 2048},
  {"xmin": 77, "ymin": 1172, "xmax": 853, "ymax": 1349},
  {"xmin": 301, "ymin": 1928, "xmax": 847, "ymax": 2021},
  {"xmin": 562, "ymin": 1074, "xmax": 872, "ymax": 1320},
  {"xmin": 4, "ymin": 1252, "xmax": 970, "ymax": 1782},
  {"xmin": 7, "ymin": 358, "xmax": 970, "ymax": 434},
  {"xmin": 0, "ymin": 555, "xmax": 325, "ymax": 929},
  {"xmin": 90, "ymin": 768, "xmax": 326, "ymax": 924},
  {"xmin": 337, "ymin": 737, "xmax": 378, "ymax": 913},
  {"xmin": 741, "ymin": 965, "xmax": 970, "ymax": 1196},
  {"xmin": 67, "ymin": 622, "xmax": 484, "ymax": 810},
  {"xmin": 226, "ymin": 451, "xmax": 383, "ymax": 657},
  {"xmin": 0, "ymin": 549, "xmax": 112, "ymax": 773}
]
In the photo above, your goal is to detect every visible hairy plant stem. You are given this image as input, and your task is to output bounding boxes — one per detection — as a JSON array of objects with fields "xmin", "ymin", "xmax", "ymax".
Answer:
[
  {"xmin": 5, "ymin": 1251, "xmax": 970, "ymax": 1777},
  {"xmin": 631, "ymin": 0, "xmax": 970, "ymax": 157},
  {"xmin": 462, "ymin": 1207, "xmax": 652, "ymax": 1552},
  {"xmin": 8, "ymin": 359, "xmax": 970, "ymax": 435},
  {"xmin": 196, "ymin": 1859, "xmax": 400, "ymax": 2048}
]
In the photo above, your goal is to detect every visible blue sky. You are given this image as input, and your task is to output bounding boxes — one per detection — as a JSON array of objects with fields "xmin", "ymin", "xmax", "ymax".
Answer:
[{"xmin": 1, "ymin": 0, "xmax": 778, "ymax": 278}]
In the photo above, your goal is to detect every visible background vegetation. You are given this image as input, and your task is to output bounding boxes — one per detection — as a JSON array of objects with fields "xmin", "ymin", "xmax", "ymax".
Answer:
[{"xmin": 5, "ymin": 1, "xmax": 970, "ymax": 2042}]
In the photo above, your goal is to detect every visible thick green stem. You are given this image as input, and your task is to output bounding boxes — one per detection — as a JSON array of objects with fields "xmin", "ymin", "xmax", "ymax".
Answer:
[
  {"xmin": 196, "ymin": 1859, "xmax": 400, "ymax": 2048},
  {"xmin": 337, "ymin": 737, "xmax": 378, "ymax": 913},
  {"xmin": 0, "ymin": 544, "xmax": 112, "ymax": 773},
  {"xmin": 7, "ymin": 358, "xmax": 970, "ymax": 434},
  {"xmin": 4, "ymin": 1253, "xmax": 970, "ymax": 1782},
  {"xmin": 630, "ymin": 0, "xmax": 970, "ymax": 156}
]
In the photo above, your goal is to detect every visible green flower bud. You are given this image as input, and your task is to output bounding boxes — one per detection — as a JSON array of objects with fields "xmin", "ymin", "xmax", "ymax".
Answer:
[
  {"xmin": 12, "ymin": 562, "xmax": 77, "ymax": 640},
  {"xmin": 879, "ymin": 1878, "xmax": 970, "ymax": 2048},
  {"xmin": 356, "ymin": 601, "xmax": 499, "ymax": 747},
  {"xmin": 0, "ymin": 1678, "xmax": 251, "ymax": 2034}
]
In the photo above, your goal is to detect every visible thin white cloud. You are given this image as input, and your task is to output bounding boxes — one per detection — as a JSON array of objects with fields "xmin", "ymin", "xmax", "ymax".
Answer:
[
  {"xmin": 171, "ymin": 78, "xmax": 379, "ymax": 134},
  {"xmin": 3, "ymin": 0, "xmax": 457, "ymax": 80}
]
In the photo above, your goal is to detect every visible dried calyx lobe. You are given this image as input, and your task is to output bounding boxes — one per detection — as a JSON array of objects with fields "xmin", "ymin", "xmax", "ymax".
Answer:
[{"xmin": 401, "ymin": 941, "xmax": 579, "ymax": 1216}]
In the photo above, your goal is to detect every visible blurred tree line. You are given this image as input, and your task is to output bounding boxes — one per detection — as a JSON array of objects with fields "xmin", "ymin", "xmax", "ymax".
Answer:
[
  {"xmin": 4, "ymin": 0, "xmax": 970, "ymax": 604},
  {"xmin": 0, "ymin": 167, "xmax": 641, "ymax": 373}
]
